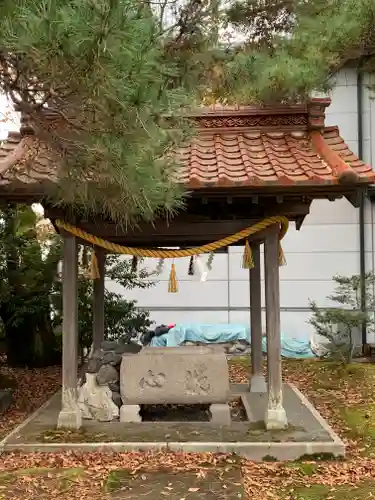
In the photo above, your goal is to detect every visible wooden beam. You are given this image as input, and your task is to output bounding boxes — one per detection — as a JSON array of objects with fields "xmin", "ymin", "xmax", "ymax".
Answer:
[
  {"xmin": 344, "ymin": 191, "xmax": 362, "ymax": 208},
  {"xmin": 57, "ymin": 232, "xmax": 82, "ymax": 429},
  {"xmin": 45, "ymin": 201, "xmax": 310, "ymax": 227},
  {"xmin": 49, "ymin": 216, "xmax": 300, "ymax": 248},
  {"xmin": 47, "ymin": 202, "xmax": 309, "ymax": 241},
  {"xmin": 266, "ymin": 202, "xmax": 310, "ymax": 218},
  {"xmin": 92, "ymin": 248, "xmax": 106, "ymax": 351},
  {"xmin": 264, "ymin": 225, "xmax": 287, "ymax": 430},
  {"xmin": 74, "ymin": 219, "xmax": 261, "ymax": 238},
  {"xmin": 249, "ymin": 242, "xmax": 266, "ymax": 393},
  {"xmin": 295, "ymin": 215, "xmax": 306, "ymax": 231},
  {"xmin": 247, "ymin": 226, "xmax": 279, "ymax": 244}
]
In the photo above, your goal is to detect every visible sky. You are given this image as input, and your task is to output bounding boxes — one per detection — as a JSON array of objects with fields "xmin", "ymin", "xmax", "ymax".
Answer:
[{"xmin": 0, "ymin": 94, "xmax": 20, "ymax": 140}]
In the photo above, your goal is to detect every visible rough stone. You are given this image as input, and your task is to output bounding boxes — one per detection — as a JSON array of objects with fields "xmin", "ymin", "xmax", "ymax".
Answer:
[
  {"xmin": 120, "ymin": 346, "xmax": 230, "ymax": 405},
  {"xmin": 102, "ymin": 351, "xmax": 122, "ymax": 366},
  {"xmin": 92, "ymin": 348, "xmax": 105, "ymax": 359},
  {"xmin": 112, "ymin": 391, "xmax": 122, "ymax": 407},
  {"xmin": 115, "ymin": 342, "xmax": 142, "ymax": 355},
  {"xmin": 86, "ymin": 357, "xmax": 102, "ymax": 374},
  {"xmin": 78, "ymin": 373, "xmax": 119, "ymax": 421},
  {"xmin": 78, "ymin": 339, "xmax": 145, "ymax": 421},
  {"xmin": 101, "ymin": 341, "xmax": 118, "ymax": 351},
  {"xmin": 108, "ymin": 382, "xmax": 120, "ymax": 393},
  {"xmin": 96, "ymin": 364, "xmax": 119, "ymax": 386},
  {"xmin": 227, "ymin": 341, "xmax": 249, "ymax": 354}
]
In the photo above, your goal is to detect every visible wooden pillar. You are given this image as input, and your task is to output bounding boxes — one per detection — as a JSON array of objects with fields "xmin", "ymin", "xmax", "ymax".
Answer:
[
  {"xmin": 264, "ymin": 225, "xmax": 287, "ymax": 430},
  {"xmin": 93, "ymin": 248, "xmax": 106, "ymax": 351},
  {"xmin": 57, "ymin": 233, "xmax": 82, "ymax": 429},
  {"xmin": 249, "ymin": 242, "xmax": 267, "ymax": 392}
]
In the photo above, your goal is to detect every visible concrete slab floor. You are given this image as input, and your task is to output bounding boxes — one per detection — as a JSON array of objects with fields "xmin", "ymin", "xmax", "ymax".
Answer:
[{"xmin": 0, "ymin": 383, "xmax": 345, "ymax": 461}]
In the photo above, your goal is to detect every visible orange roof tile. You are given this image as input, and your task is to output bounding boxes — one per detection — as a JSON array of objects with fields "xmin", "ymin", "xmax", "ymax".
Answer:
[
  {"xmin": 177, "ymin": 126, "xmax": 375, "ymax": 187},
  {"xmin": 0, "ymin": 99, "xmax": 374, "ymax": 194}
]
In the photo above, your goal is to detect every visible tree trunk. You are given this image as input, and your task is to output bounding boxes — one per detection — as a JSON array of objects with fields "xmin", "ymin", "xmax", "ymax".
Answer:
[
  {"xmin": 1, "ymin": 301, "xmax": 59, "ymax": 368},
  {"xmin": 0, "ymin": 205, "xmax": 60, "ymax": 368}
]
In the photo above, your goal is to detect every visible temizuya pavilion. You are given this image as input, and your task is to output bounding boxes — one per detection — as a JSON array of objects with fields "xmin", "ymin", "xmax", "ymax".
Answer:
[{"xmin": 0, "ymin": 98, "xmax": 374, "ymax": 430}]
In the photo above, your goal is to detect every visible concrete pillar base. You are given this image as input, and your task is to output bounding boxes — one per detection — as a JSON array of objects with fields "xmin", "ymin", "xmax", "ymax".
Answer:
[
  {"xmin": 265, "ymin": 406, "xmax": 288, "ymax": 430},
  {"xmin": 210, "ymin": 403, "xmax": 231, "ymax": 425},
  {"xmin": 57, "ymin": 409, "xmax": 82, "ymax": 429},
  {"xmin": 249, "ymin": 374, "xmax": 267, "ymax": 393},
  {"xmin": 57, "ymin": 388, "xmax": 82, "ymax": 429},
  {"xmin": 120, "ymin": 404, "xmax": 142, "ymax": 423}
]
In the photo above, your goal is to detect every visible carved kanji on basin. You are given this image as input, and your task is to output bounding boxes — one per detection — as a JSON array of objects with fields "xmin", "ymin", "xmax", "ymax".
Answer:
[
  {"xmin": 185, "ymin": 364, "xmax": 210, "ymax": 396},
  {"xmin": 119, "ymin": 346, "xmax": 231, "ymax": 424},
  {"xmin": 139, "ymin": 370, "xmax": 166, "ymax": 390}
]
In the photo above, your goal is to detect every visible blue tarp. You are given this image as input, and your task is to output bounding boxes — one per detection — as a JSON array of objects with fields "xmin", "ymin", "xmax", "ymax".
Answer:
[
  {"xmin": 150, "ymin": 323, "xmax": 316, "ymax": 359},
  {"xmin": 151, "ymin": 323, "xmax": 250, "ymax": 347}
]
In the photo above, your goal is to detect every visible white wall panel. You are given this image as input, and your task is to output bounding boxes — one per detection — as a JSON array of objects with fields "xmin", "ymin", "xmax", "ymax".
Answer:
[
  {"xmin": 107, "ymin": 279, "xmax": 228, "ymax": 308},
  {"xmin": 326, "ymin": 112, "xmax": 358, "ymax": 142},
  {"xmin": 303, "ymin": 198, "xmax": 359, "ymax": 226},
  {"xmin": 146, "ymin": 310, "xmax": 230, "ymax": 325},
  {"xmin": 229, "ymin": 310, "xmax": 314, "ymax": 339},
  {"xmin": 230, "ymin": 224, "xmax": 360, "ymax": 253},
  {"xmin": 229, "ymin": 251, "xmax": 363, "ymax": 282},
  {"xmin": 229, "ymin": 279, "xmax": 336, "ymax": 309}
]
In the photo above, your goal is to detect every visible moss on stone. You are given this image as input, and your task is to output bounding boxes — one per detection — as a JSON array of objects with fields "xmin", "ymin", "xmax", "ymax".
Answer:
[
  {"xmin": 282, "ymin": 481, "xmax": 375, "ymax": 499},
  {"xmin": 341, "ymin": 404, "xmax": 375, "ymax": 438},
  {"xmin": 105, "ymin": 470, "xmax": 133, "ymax": 492},
  {"xmin": 340, "ymin": 404, "xmax": 375, "ymax": 456},
  {"xmin": 285, "ymin": 462, "xmax": 319, "ymax": 476},
  {"xmin": 296, "ymin": 452, "xmax": 338, "ymax": 462},
  {"xmin": 262, "ymin": 455, "xmax": 278, "ymax": 462}
]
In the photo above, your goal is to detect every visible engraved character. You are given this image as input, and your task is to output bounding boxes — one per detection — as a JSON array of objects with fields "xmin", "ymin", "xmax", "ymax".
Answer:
[
  {"xmin": 185, "ymin": 364, "xmax": 210, "ymax": 395},
  {"xmin": 140, "ymin": 370, "xmax": 166, "ymax": 389}
]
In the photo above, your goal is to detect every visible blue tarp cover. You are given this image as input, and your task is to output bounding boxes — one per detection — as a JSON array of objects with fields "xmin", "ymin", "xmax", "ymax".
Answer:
[{"xmin": 150, "ymin": 323, "xmax": 315, "ymax": 359}]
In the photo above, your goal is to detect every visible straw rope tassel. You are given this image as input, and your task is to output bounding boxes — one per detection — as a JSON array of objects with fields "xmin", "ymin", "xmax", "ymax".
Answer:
[
  {"xmin": 242, "ymin": 240, "xmax": 254, "ymax": 269},
  {"xmin": 90, "ymin": 250, "xmax": 100, "ymax": 279},
  {"xmin": 278, "ymin": 242, "xmax": 286, "ymax": 266},
  {"xmin": 168, "ymin": 262, "xmax": 178, "ymax": 293}
]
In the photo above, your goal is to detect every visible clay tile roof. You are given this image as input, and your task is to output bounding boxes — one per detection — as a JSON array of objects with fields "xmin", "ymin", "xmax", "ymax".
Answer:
[
  {"xmin": 0, "ymin": 98, "xmax": 374, "ymax": 197},
  {"xmin": 177, "ymin": 126, "xmax": 375, "ymax": 188},
  {"xmin": 177, "ymin": 99, "xmax": 375, "ymax": 188},
  {"xmin": 0, "ymin": 134, "xmax": 58, "ymax": 192}
]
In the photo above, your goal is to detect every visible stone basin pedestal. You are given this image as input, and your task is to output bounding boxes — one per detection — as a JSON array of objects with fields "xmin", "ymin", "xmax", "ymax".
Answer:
[{"xmin": 120, "ymin": 346, "xmax": 231, "ymax": 424}]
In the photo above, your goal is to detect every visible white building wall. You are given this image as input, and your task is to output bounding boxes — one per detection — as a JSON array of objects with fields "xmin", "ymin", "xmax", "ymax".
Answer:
[
  {"xmin": 363, "ymin": 72, "xmax": 375, "ymax": 343},
  {"xmin": 107, "ymin": 68, "xmax": 375, "ymax": 341}
]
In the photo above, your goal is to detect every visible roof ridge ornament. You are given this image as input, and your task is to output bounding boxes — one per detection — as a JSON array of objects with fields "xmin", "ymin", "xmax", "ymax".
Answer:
[
  {"xmin": 189, "ymin": 98, "xmax": 332, "ymax": 133},
  {"xmin": 308, "ymin": 97, "xmax": 331, "ymax": 130}
]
